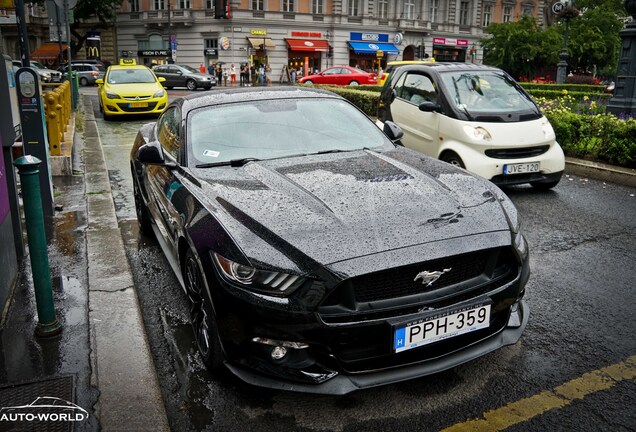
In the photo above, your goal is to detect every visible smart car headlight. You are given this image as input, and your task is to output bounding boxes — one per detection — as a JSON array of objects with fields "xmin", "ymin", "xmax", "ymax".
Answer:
[
  {"xmin": 463, "ymin": 125, "xmax": 492, "ymax": 142},
  {"xmin": 213, "ymin": 253, "xmax": 306, "ymax": 296},
  {"xmin": 106, "ymin": 92, "xmax": 120, "ymax": 99},
  {"xmin": 153, "ymin": 89, "xmax": 166, "ymax": 98},
  {"xmin": 541, "ymin": 120, "xmax": 556, "ymax": 139}
]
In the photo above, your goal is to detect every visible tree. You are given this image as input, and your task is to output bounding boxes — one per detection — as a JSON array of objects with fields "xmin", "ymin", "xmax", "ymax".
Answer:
[{"xmin": 36, "ymin": 0, "xmax": 122, "ymax": 57}]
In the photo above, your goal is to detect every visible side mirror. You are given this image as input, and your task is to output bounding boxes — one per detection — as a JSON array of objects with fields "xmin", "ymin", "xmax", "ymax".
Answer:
[
  {"xmin": 418, "ymin": 101, "xmax": 442, "ymax": 113},
  {"xmin": 158, "ymin": 77, "xmax": 166, "ymax": 83},
  {"xmin": 95, "ymin": 78, "xmax": 103, "ymax": 85},
  {"xmin": 383, "ymin": 121, "xmax": 404, "ymax": 143},
  {"xmin": 136, "ymin": 141, "xmax": 174, "ymax": 167}
]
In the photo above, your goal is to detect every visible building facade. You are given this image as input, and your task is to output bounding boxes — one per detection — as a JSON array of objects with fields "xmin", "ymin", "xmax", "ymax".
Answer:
[{"xmin": 115, "ymin": 0, "xmax": 547, "ymax": 79}]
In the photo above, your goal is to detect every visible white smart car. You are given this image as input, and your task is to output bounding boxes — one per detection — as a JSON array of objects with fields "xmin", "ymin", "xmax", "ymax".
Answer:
[{"xmin": 379, "ymin": 63, "xmax": 564, "ymax": 190}]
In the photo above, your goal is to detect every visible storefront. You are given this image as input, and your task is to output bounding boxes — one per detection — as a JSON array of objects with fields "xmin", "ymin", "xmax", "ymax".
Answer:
[
  {"xmin": 137, "ymin": 49, "xmax": 172, "ymax": 66},
  {"xmin": 285, "ymin": 31, "xmax": 329, "ymax": 77},
  {"xmin": 247, "ymin": 30, "xmax": 276, "ymax": 68},
  {"xmin": 432, "ymin": 37, "xmax": 468, "ymax": 62},
  {"xmin": 347, "ymin": 33, "xmax": 400, "ymax": 72}
]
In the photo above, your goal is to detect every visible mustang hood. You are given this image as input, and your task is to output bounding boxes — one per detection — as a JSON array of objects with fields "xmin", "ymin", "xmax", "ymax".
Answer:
[{"xmin": 195, "ymin": 149, "xmax": 511, "ymax": 267}]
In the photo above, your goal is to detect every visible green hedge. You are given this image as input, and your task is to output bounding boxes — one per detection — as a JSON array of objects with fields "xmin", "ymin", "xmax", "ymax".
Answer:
[
  {"xmin": 526, "ymin": 89, "xmax": 612, "ymax": 101},
  {"xmin": 519, "ymin": 83, "xmax": 606, "ymax": 93}
]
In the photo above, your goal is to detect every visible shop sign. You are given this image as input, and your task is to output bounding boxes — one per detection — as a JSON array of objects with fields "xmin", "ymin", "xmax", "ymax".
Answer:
[
  {"xmin": 220, "ymin": 37, "xmax": 230, "ymax": 50},
  {"xmin": 350, "ymin": 32, "xmax": 389, "ymax": 43},
  {"xmin": 251, "ymin": 29, "xmax": 267, "ymax": 35},
  {"xmin": 291, "ymin": 31, "xmax": 322, "ymax": 38},
  {"xmin": 138, "ymin": 50, "xmax": 169, "ymax": 56},
  {"xmin": 433, "ymin": 37, "xmax": 469, "ymax": 46},
  {"xmin": 394, "ymin": 33, "xmax": 403, "ymax": 45},
  {"xmin": 204, "ymin": 48, "xmax": 218, "ymax": 56}
]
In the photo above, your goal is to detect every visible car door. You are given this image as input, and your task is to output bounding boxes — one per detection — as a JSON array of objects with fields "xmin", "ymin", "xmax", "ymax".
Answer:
[
  {"xmin": 167, "ymin": 66, "xmax": 185, "ymax": 87},
  {"xmin": 319, "ymin": 67, "xmax": 340, "ymax": 85},
  {"xmin": 388, "ymin": 71, "xmax": 441, "ymax": 157},
  {"xmin": 145, "ymin": 107, "xmax": 185, "ymax": 252}
]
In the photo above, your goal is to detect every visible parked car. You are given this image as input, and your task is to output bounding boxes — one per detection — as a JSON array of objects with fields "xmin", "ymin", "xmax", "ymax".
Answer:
[
  {"xmin": 58, "ymin": 62, "xmax": 105, "ymax": 86},
  {"xmin": 12, "ymin": 59, "xmax": 63, "ymax": 83},
  {"xmin": 96, "ymin": 61, "xmax": 168, "ymax": 119},
  {"xmin": 379, "ymin": 63, "xmax": 565, "ymax": 190},
  {"xmin": 152, "ymin": 64, "xmax": 216, "ymax": 90},
  {"xmin": 299, "ymin": 66, "xmax": 377, "ymax": 86},
  {"xmin": 130, "ymin": 86, "xmax": 529, "ymax": 395}
]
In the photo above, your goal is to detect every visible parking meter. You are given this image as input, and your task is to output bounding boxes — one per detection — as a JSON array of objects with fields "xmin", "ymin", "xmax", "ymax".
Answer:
[{"xmin": 15, "ymin": 67, "xmax": 54, "ymax": 218}]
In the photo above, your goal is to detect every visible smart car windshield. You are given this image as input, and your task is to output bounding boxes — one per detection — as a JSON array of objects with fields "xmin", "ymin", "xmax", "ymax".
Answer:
[
  {"xmin": 107, "ymin": 68, "xmax": 157, "ymax": 84},
  {"xmin": 440, "ymin": 71, "xmax": 539, "ymax": 114},
  {"xmin": 189, "ymin": 98, "xmax": 392, "ymax": 166}
]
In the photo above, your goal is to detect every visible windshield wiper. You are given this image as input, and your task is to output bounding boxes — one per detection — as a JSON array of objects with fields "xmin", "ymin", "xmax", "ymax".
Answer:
[
  {"xmin": 451, "ymin": 76, "xmax": 474, "ymax": 121},
  {"xmin": 195, "ymin": 158, "xmax": 261, "ymax": 168}
]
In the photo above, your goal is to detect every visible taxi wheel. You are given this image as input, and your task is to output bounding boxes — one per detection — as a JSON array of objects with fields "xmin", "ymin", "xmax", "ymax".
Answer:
[
  {"xmin": 441, "ymin": 152, "xmax": 465, "ymax": 168},
  {"xmin": 186, "ymin": 79, "xmax": 197, "ymax": 91}
]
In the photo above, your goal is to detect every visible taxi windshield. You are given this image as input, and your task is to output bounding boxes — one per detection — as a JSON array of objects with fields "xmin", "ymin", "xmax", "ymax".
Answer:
[{"xmin": 107, "ymin": 68, "xmax": 156, "ymax": 84}]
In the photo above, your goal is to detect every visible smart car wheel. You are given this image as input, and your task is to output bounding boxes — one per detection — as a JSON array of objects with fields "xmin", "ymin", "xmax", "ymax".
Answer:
[
  {"xmin": 441, "ymin": 151, "xmax": 465, "ymax": 168},
  {"xmin": 184, "ymin": 250, "xmax": 224, "ymax": 369},
  {"xmin": 186, "ymin": 79, "xmax": 197, "ymax": 91},
  {"xmin": 79, "ymin": 77, "xmax": 89, "ymax": 86},
  {"xmin": 349, "ymin": 80, "xmax": 360, "ymax": 86}
]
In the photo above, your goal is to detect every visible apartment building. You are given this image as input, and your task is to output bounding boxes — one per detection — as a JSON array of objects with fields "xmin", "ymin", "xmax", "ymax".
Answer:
[{"xmin": 116, "ymin": 0, "xmax": 546, "ymax": 78}]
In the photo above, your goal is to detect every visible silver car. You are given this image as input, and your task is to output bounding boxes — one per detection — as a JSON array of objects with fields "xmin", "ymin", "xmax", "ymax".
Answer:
[
  {"xmin": 59, "ymin": 63, "xmax": 106, "ymax": 86},
  {"xmin": 152, "ymin": 64, "xmax": 216, "ymax": 90},
  {"xmin": 12, "ymin": 60, "xmax": 63, "ymax": 83}
]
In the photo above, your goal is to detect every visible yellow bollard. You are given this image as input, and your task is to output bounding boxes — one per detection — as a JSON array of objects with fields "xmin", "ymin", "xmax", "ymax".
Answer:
[{"xmin": 44, "ymin": 92, "xmax": 62, "ymax": 156}]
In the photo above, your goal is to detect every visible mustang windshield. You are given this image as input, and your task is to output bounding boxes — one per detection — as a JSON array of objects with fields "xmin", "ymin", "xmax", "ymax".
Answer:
[
  {"xmin": 440, "ymin": 71, "xmax": 539, "ymax": 114},
  {"xmin": 189, "ymin": 98, "xmax": 391, "ymax": 165}
]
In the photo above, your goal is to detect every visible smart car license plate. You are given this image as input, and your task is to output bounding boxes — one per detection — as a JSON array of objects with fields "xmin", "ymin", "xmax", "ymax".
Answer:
[
  {"xmin": 393, "ymin": 303, "xmax": 491, "ymax": 353},
  {"xmin": 129, "ymin": 102, "xmax": 148, "ymax": 108},
  {"xmin": 504, "ymin": 162, "xmax": 540, "ymax": 175}
]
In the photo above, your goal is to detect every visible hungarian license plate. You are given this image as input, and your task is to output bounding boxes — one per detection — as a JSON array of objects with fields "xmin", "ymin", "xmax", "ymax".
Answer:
[
  {"xmin": 129, "ymin": 102, "xmax": 148, "ymax": 108},
  {"xmin": 393, "ymin": 303, "xmax": 491, "ymax": 353},
  {"xmin": 504, "ymin": 162, "xmax": 540, "ymax": 175}
]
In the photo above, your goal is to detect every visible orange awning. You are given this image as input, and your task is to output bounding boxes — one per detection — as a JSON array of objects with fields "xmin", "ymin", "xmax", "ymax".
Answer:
[
  {"xmin": 31, "ymin": 43, "xmax": 68, "ymax": 60},
  {"xmin": 285, "ymin": 39, "xmax": 329, "ymax": 52}
]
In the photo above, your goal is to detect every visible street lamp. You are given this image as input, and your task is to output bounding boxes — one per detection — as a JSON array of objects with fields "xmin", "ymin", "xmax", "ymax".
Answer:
[
  {"xmin": 167, "ymin": 0, "xmax": 173, "ymax": 63},
  {"xmin": 555, "ymin": 0, "xmax": 579, "ymax": 84},
  {"xmin": 607, "ymin": 0, "xmax": 636, "ymax": 117}
]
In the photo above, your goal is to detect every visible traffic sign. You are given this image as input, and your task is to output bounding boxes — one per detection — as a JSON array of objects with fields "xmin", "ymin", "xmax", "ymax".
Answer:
[{"xmin": 552, "ymin": 1, "xmax": 565, "ymax": 14}]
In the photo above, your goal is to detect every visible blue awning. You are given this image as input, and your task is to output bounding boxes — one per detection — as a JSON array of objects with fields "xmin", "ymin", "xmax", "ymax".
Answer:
[{"xmin": 348, "ymin": 42, "xmax": 400, "ymax": 55}]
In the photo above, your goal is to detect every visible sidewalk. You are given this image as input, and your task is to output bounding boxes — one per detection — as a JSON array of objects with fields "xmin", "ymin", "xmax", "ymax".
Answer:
[{"xmin": 0, "ymin": 96, "xmax": 169, "ymax": 431}]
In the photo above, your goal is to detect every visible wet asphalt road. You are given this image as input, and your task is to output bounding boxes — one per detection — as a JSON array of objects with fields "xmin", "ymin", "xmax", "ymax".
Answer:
[{"xmin": 87, "ymin": 89, "xmax": 636, "ymax": 432}]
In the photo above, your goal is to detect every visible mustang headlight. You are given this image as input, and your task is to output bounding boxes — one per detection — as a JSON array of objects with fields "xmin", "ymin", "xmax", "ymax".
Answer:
[
  {"xmin": 153, "ymin": 89, "xmax": 166, "ymax": 98},
  {"xmin": 213, "ymin": 253, "xmax": 305, "ymax": 296},
  {"xmin": 106, "ymin": 92, "xmax": 120, "ymax": 99},
  {"xmin": 463, "ymin": 125, "xmax": 492, "ymax": 142}
]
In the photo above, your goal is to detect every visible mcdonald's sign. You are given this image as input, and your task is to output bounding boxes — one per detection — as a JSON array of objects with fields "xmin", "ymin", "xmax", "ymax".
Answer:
[{"xmin": 86, "ymin": 36, "xmax": 101, "ymax": 60}]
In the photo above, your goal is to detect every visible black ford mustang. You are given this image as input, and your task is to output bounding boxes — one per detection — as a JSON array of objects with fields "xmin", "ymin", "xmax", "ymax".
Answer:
[{"xmin": 130, "ymin": 87, "xmax": 529, "ymax": 395}]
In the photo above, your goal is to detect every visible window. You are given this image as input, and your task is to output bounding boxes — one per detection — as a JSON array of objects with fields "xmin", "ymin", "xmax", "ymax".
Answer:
[
  {"xmin": 404, "ymin": 0, "xmax": 414, "ymax": 19},
  {"xmin": 503, "ymin": 5, "xmax": 512, "ymax": 22},
  {"xmin": 282, "ymin": 0, "xmax": 295, "ymax": 12},
  {"xmin": 396, "ymin": 73, "xmax": 438, "ymax": 106},
  {"xmin": 157, "ymin": 108, "xmax": 182, "ymax": 161},
  {"xmin": 377, "ymin": 0, "xmax": 388, "ymax": 18},
  {"xmin": 178, "ymin": 0, "xmax": 191, "ymax": 8},
  {"xmin": 130, "ymin": 0, "xmax": 139, "ymax": 12},
  {"xmin": 459, "ymin": 1, "xmax": 470, "ymax": 25},
  {"xmin": 349, "ymin": 0, "xmax": 359, "ymax": 16},
  {"xmin": 482, "ymin": 3, "xmax": 492, "ymax": 26},
  {"xmin": 153, "ymin": 0, "xmax": 164, "ymax": 10},
  {"xmin": 206, "ymin": 0, "xmax": 213, "ymax": 8},
  {"xmin": 205, "ymin": 38, "xmax": 218, "ymax": 49},
  {"xmin": 430, "ymin": 0, "xmax": 439, "ymax": 22},
  {"xmin": 522, "ymin": 5, "xmax": 533, "ymax": 16},
  {"xmin": 312, "ymin": 0, "xmax": 323, "ymax": 14},
  {"xmin": 252, "ymin": 0, "xmax": 264, "ymax": 10}
]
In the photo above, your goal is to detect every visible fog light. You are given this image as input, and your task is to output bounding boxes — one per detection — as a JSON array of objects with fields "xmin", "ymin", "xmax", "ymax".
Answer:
[{"xmin": 271, "ymin": 346, "xmax": 288, "ymax": 360}]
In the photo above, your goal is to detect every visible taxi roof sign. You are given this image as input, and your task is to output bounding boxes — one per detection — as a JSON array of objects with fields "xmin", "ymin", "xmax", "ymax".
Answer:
[{"xmin": 119, "ymin": 58, "xmax": 137, "ymax": 65}]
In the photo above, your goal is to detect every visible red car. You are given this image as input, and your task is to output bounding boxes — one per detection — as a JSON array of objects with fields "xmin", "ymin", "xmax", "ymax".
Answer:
[{"xmin": 299, "ymin": 66, "xmax": 377, "ymax": 86}]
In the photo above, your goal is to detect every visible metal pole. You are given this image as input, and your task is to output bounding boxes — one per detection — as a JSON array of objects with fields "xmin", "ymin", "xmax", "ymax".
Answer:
[
  {"xmin": 14, "ymin": 0, "xmax": 31, "ymax": 66},
  {"xmin": 113, "ymin": 2, "xmax": 119, "ymax": 63},
  {"xmin": 13, "ymin": 155, "xmax": 63, "ymax": 338},
  {"xmin": 55, "ymin": 6, "xmax": 63, "ymax": 67},
  {"xmin": 167, "ymin": 0, "xmax": 173, "ymax": 63}
]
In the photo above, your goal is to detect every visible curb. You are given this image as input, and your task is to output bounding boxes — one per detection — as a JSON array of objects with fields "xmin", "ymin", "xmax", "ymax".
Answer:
[
  {"xmin": 81, "ymin": 95, "xmax": 170, "ymax": 431},
  {"xmin": 565, "ymin": 157, "xmax": 636, "ymax": 188}
]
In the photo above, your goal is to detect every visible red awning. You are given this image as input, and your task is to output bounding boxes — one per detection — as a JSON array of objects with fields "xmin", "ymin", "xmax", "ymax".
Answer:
[
  {"xmin": 31, "ymin": 42, "xmax": 68, "ymax": 60},
  {"xmin": 285, "ymin": 39, "xmax": 329, "ymax": 52}
]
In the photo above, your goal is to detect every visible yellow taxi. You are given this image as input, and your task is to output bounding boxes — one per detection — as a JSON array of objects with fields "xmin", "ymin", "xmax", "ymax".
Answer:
[
  {"xmin": 379, "ymin": 59, "xmax": 436, "ymax": 86},
  {"xmin": 96, "ymin": 59, "xmax": 168, "ymax": 119}
]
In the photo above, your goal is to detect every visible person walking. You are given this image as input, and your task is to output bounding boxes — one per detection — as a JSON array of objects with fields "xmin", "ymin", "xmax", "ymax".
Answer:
[{"xmin": 230, "ymin": 64, "xmax": 237, "ymax": 86}]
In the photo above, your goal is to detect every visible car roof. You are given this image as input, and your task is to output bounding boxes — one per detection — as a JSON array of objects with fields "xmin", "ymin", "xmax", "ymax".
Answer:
[
  {"xmin": 389, "ymin": 62, "xmax": 502, "ymax": 73},
  {"xmin": 108, "ymin": 64, "xmax": 151, "ymax": 71},
  {"xmin": 176, "ymin": 86, "xmax": 344, "ymax": 113}
]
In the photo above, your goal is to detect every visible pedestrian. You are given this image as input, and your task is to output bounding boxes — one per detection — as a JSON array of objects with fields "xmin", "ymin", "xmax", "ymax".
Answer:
[
  {"xmin": 230, "ymin": 64, "xmax": 237, "ymax": 86},
  {"xmin": 265, "ymin": 64, "xmax": 272, "ymax": 86},
  {"xmin": 207, "ymin": 63, "xmax": 214, "ymax": 75},
  {"xmin": 290, "ymin": 67, "xmax": 297, "ymax": 84},
  {"xmin": 223, "ymin": 67, "xmax": 228, "ymax": 86},
  {"xmin": 239, "ymin": 64, "xmax": 246, "ymax": 86},
  {"xmin": 216, "ymin": 64, "xmax": 223, "ymax": 86},
  {"xmin": 199, "ymin": 63, "xmax": 206, "ymax": 73},
  {"xmin": 258, "ymin": 64, "xmax": 265, "ymax": 86}
]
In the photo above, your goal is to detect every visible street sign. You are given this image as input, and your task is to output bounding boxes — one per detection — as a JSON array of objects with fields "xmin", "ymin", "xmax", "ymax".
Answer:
[
  {"xmin": 552, "ymin": 1, "xmax": 565, "ymax": 14},
  {"xmin": 377, "ymin": 50, "xmax": 384, "ymax": 58}
]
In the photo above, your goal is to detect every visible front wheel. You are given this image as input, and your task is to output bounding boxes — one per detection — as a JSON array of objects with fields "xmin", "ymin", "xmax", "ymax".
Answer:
[
  {"xmin": 440, "ymin": 152, "xmax": 465, "ymax": 168},
  {"xmin": 349, "ymin": 80, "xmax": 360, "ymax": 86},
  {"xmin": 186, "ymin": 79, "xmax": 197, "ymax": 91},
  {"xmin": 303, "ymin": 80, "xmax": 313, "ymax": 85},
  {"xmin": 184, "ymin": 250, "xmax": 225, "ymax": 370}
]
